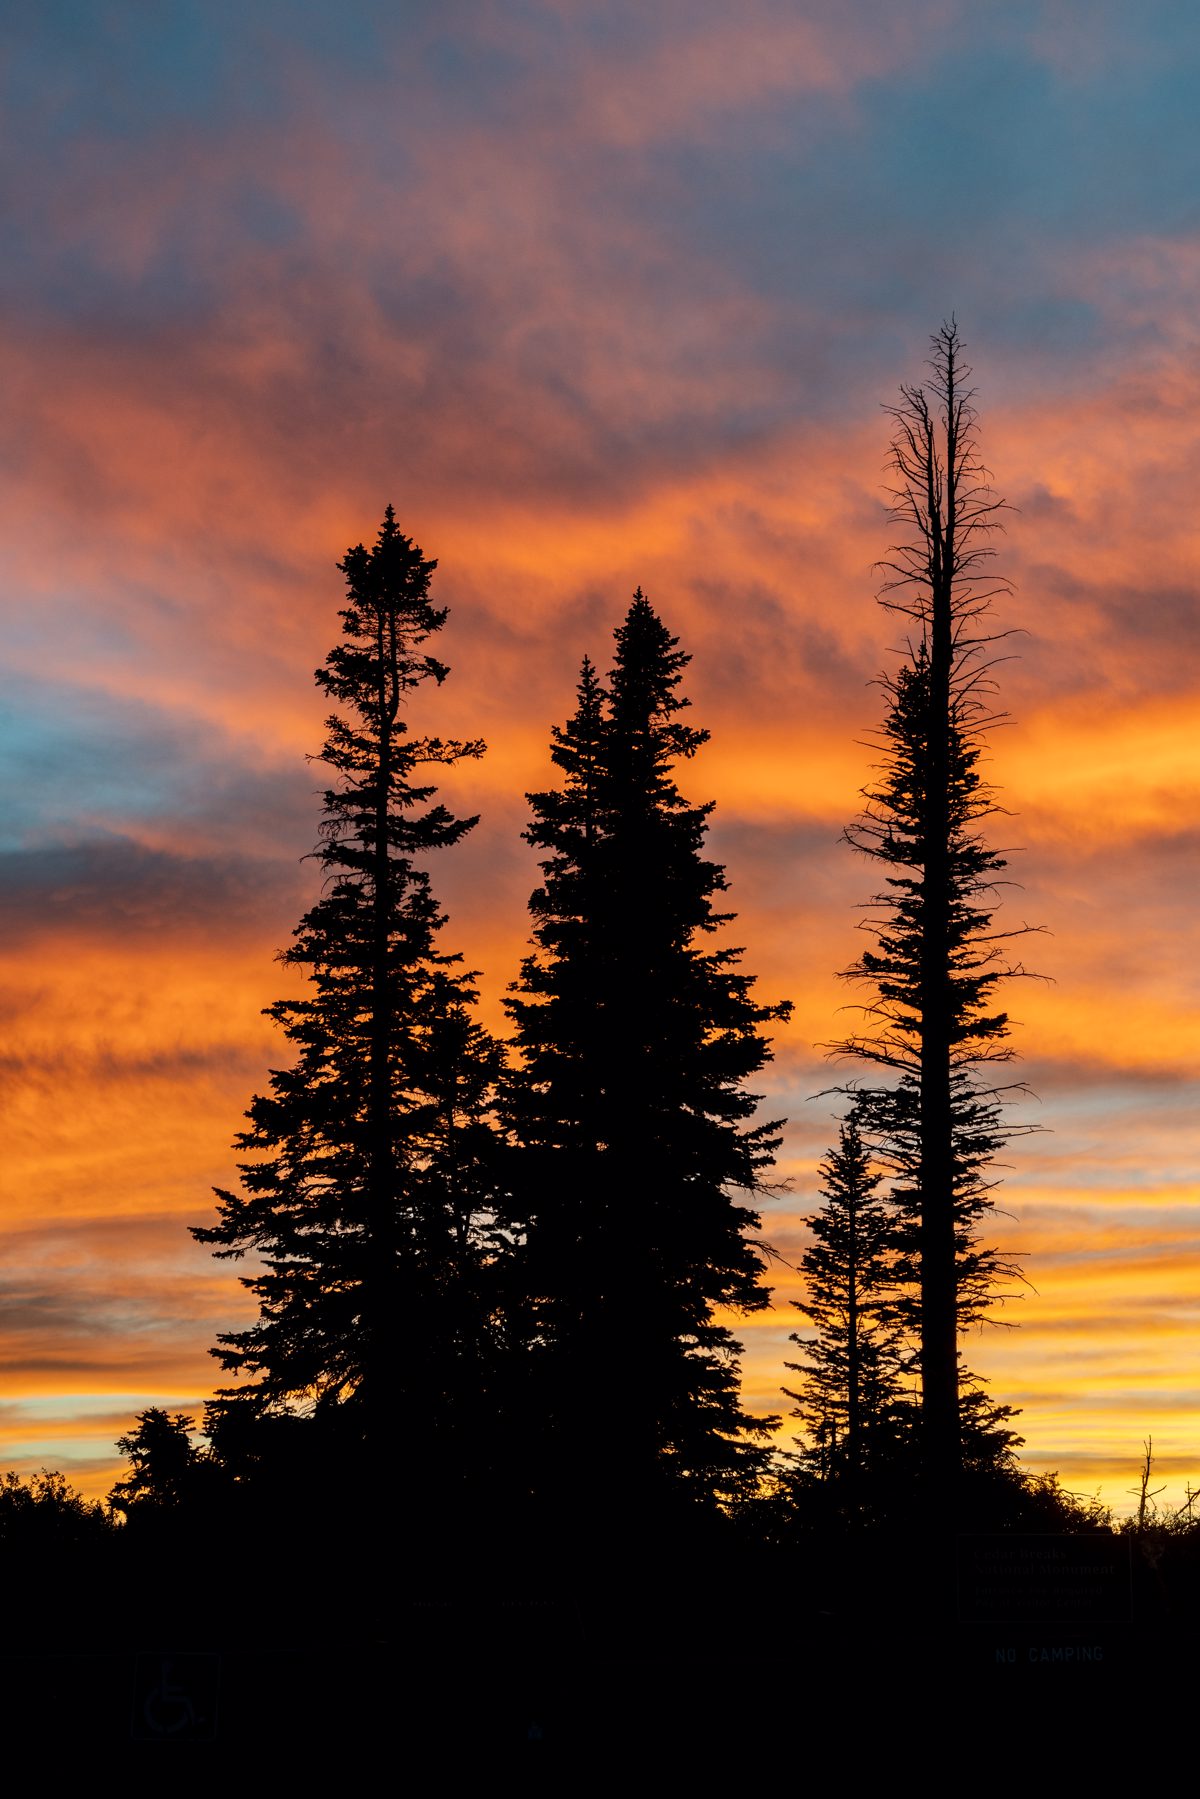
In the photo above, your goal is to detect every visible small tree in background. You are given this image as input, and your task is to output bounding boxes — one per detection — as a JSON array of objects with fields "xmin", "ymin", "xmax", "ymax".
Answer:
[
  {"xmin": 784, "ymin": 1100, "xmax": 907, "ymax": 1486},
  {"xmin": 193, "ymin": 510, "xmax": 503, "ymax": 1491}
]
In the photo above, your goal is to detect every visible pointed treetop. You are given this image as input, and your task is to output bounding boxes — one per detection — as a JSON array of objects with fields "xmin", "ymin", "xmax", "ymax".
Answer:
[
  {"xmin": 327, "ymin": 509, "xmax": 448, "ymax": 691},
  {"xmin": 609, "ymin": 589, "xmax": 708, "ymax": 760},
  {"xmin": 545, "ymin": 654, "xmax": 608, "ymax": 788}
]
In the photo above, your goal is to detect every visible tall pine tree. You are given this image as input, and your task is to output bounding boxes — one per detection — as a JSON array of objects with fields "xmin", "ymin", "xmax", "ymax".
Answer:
[
  {"xmin": 506, "ymin": 594, "xmax": 791, "ymax": 1524},
  {"xmin": 193, "ymin": 509, "xmax": 502, "ymax": 1482},
  {"xmin": 834, "ymin": 325, "xmax": 1030, "ymax": 1485}
]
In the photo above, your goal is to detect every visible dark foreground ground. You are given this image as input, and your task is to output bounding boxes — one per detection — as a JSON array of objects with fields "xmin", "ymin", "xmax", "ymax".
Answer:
[{"xmin": 3, "ymin": 1524, "xmax": 1196, "ymax": 1774}]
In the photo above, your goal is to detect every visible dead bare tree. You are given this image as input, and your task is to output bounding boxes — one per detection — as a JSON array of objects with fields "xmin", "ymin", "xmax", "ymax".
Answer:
[{"xmin": 833, "ymin": 322, "xmax": 1039, "ymax": 1486}]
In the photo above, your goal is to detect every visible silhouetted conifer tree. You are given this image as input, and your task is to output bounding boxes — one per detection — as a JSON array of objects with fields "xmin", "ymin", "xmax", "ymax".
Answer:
[
  {"xmin": 193, "ymin": 510, "xmax": 502, "ymax": 1485},
  {"xmin": 833, "ymin": 325, "xmax": 1031, "ymax": 1486},
  {"xmin": 108, "ymin": 1408, "xmax": 205, "ymax": 1518},
  {"xmin": 506, "ymin": 594, "xmax": 791, "ymax": 1523},
  {"xmin": 784, "ymin": 1101, "xmax": 906, "ymax": 1484}
]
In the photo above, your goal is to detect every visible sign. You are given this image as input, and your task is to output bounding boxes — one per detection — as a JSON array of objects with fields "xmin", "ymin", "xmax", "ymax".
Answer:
[
  {"xmin": 131, "ymin": 1652, "xmax": 221, "ymax": 1741},
  {"xmin": 959, "ymin": 1534, "xmax": 1130, "ymax": 1624}
]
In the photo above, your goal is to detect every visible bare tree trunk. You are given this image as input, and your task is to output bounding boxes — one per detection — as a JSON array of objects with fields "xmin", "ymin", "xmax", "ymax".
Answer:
[{"xmin": 918, "ymin": 341, "xmax": 961, "ymax": 1484}]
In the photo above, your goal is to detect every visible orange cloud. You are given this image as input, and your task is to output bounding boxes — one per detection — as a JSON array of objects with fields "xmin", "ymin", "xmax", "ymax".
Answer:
[{"xmin": 2, "ymin": 30, "xmax": 1199, "ymax": 1514}]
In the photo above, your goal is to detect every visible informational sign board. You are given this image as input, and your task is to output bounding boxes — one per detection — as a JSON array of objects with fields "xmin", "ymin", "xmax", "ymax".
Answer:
[
  {"xmin": 957, "ymin": 1534, "xmax": 1132, "ymax": 1675},
  {"xmin": 958, "ymin": 1535, "xmax": 1132, "ymax": 1624}
]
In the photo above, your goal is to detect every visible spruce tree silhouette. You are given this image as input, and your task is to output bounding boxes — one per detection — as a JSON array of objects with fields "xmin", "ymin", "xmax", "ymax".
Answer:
[
  {"xmin": 506, "ymin": 594, "xmax": 791, "ymax": 1535},
  {"xmin": 784, "ymin": 1099, "xmax": 906, "ymax": 1492},
  {"xmin": 193, "ymin": 510, "xmax": 503, "ymax": 1502},
  {"xmin": 832, "ymin": 324, "xmax": 1033, "ymax": 1488},
  {"xmin": 108, "ymin": 1408, "xmax": 203, "ymax": 1518}
]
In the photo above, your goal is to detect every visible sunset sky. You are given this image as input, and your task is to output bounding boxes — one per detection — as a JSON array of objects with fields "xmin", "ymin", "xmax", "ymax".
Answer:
[{"xmin": 1, "ymin": 1, "xmax": 1197, "ymax": 1513}]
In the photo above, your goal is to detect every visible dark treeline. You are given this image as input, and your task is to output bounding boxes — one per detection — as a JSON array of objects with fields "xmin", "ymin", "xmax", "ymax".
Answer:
[{"xmin": 5, "ymin": 327, "xmax": 1198, "ymax": 1761}]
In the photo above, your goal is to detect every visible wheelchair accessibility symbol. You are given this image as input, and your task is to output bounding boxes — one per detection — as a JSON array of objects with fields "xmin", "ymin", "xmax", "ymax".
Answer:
[{"xmin": 132, "ymin": 1653, "xmax": 220, "ymax": 1740}]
